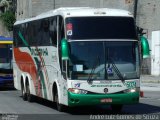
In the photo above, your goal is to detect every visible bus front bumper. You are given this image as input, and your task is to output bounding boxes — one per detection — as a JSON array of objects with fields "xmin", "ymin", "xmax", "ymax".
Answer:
[{"xmin": 68, "ymin": 92, "xmax": 139, "ymax": 107}]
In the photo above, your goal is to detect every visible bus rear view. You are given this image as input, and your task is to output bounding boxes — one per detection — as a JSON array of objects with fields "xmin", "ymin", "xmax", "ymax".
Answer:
[{"xmin": 0, "ymin": 36, "xmax": 13, "ymax": 87}]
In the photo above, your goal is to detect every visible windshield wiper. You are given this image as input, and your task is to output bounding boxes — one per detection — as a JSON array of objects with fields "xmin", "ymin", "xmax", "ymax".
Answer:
[
  {"xmin": 109, "ymin": 58, "xmax": 125, "ymax": 83},
  {"xmin": 87, "ymin": 56, "xmax": 100, "ymax": 84}
]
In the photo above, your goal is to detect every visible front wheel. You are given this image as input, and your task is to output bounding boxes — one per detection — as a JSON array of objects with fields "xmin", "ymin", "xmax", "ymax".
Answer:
[{"xmin": 55, "ymin": 92, "xmax": 65, "ymax": 112}]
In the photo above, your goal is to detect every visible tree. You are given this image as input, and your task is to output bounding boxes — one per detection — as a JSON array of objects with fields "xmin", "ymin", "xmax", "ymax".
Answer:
[{"xmin": 0, "ymin": 0, "xmax": 16, "ymax": 31}]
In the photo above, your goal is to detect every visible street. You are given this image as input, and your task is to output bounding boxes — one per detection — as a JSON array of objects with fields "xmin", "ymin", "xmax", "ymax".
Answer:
[{"xmin": 0, "ymin": 87, "xmax": 160, "ymax": 120}]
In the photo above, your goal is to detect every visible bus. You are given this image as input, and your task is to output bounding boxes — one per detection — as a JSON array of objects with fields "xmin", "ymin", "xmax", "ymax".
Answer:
[
  {"xmin": 0, "ymin": 36, "xmax": 13, "ymax": 87},
  {"xmin": 13, "ymin": 7, "xmax": 149, "ymax": 112}
]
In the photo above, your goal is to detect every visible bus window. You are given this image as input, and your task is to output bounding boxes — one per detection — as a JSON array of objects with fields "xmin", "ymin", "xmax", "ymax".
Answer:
[
  {"xmin": 13, "ymin": 26, "xmax": 18, "ymax": 47},
  {"xmin": 58, "ymin": 16, "xmax": 65, "ymax": 43},
  {"xmin": 17, "ymin": 24, "xmax": 25, "ymax": 47},
  {"xmin": 37, "ymin": 18, "xmax": 56, "ymax": 46},
  {"xmin": 49, "ymin": 17, "xmax": 57, "ymax": 47},
  {"xmin": 37, "ymin": 19, "xmax": 49, "ymax": 46},
  {"xmin": 0, "ymin": 44, "xmax": 12, "ymax": 69},
  {"xmin": 27, "ymin": 22, "xmax": 37, "ymax": 46}
]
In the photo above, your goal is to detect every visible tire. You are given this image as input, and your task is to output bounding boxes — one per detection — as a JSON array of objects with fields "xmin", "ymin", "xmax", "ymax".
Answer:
[
  {"xmin": 26, "ymin": 82, "xmax": 34, "ymax": 102},
  {"xmin": 21, "ymin": 82, "xmax": 27, "ymax": 101},
  {"xmin": 111, "ymin": 104, "xmax": 123, "ymax": 113},
  {"xmin": 55, "ymin": 92, "xmax": 65, "ymax": 112}
]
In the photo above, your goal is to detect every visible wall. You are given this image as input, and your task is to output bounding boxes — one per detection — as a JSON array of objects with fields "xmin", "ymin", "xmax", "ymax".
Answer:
[{"xmin": 16, "ymin": 0, "xmax": 135, "ymax": 20}]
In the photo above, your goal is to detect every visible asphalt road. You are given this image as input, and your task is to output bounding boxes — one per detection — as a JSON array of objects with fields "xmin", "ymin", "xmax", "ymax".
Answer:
[{"xmin": 0, "ymin": 87, "xmax": 160, "ymax": 120}]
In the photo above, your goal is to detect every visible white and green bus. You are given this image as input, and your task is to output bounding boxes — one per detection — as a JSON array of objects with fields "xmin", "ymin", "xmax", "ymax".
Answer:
[{"xmin": 13, "ymin": 7, "xmax": 149, "ymax": 112}]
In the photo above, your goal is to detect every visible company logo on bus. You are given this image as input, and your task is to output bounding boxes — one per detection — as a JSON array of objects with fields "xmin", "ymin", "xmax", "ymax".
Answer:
[
  {"xmin": 74, "ymin": 83, "xmax": 81, "ymax": 88},
  {"xmin": 104, "ymin": 88, "xmax": 108, "ymax": 93}
]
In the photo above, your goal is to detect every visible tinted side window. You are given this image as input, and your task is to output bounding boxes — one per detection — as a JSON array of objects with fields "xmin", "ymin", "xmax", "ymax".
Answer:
[
  {"xmin": 37, "ymin": 19, "xmax": 51, "ymax": 46},
  {"xmin": 17, "ymin": 24, "xmax": 25, "ymax": 47},
  {"xmin": 58, "ymin": 16, "xmax": 65, "ymax": 43},
  {"xmin": 49, "ymin": 17, "xmax": 57, "ymax": 46},
  {"xmin": 13, "ymin": 26, "xmax": 18, "ymax": 47},
  {"xmin": 14, "ymin": 17, "xmax": 59, "ymax": 47},
  {"xmin": 25, "ymin": 23, "xmax": 29, "ymax": 45},
  {"xmin": 29, "ymin": 21, "xmax": 38, "ymax": 46}
]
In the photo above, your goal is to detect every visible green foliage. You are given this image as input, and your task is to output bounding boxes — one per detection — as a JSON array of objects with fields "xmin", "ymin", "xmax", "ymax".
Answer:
[{"xmin": 0, "ymin": 10, "xmax": 16, "ymax": 31}]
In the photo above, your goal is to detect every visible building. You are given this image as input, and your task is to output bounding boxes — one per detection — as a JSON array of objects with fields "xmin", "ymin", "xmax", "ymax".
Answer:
[
  {"xmin": 15, "ymin": 0, "xmax": 160, "ymax": 75},
  {"xmin": 16, "ymin": 0, "xmax": 135, "ymax": 20}
]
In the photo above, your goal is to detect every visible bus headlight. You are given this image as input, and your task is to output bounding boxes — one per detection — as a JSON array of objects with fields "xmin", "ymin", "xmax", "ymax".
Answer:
[
  {"xmin": 68, "ymin": 88, "xmax": 88, "ymax": 94},
  {"xmin": 124, "ymin": 87, "xmax": 140, "ymax": 93}
]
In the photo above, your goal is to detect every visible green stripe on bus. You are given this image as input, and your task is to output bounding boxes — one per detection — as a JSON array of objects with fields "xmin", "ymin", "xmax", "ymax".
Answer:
[
  {"xmin": 18, "ymin": 31, "xmax": 31, "ymax": 51},
  {"xmin": 68, "ymin": 92, "xmax": 139, "ymax": 107}
]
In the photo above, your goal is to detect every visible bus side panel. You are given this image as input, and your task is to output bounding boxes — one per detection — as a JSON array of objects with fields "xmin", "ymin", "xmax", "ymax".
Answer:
[
  {"xmin": 13, "ymin": 61, "xmax": 21, "ymax": 90},
  {"xmin": 58, "ymin": 74, "xmax": 68, "ymax": 106}
]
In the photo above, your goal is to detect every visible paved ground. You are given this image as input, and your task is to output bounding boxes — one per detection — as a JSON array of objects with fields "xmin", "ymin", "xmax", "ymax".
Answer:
[
  {"xmin": 141, "ymin": 75, "xmax": 160, "ymax": 83},
  {"xmin": 141, "ymin": 75, "xmax": 160, "ymax": 92}
]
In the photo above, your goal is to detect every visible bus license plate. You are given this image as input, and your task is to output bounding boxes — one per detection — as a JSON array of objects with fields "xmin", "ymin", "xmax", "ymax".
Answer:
[{"xmin": 100, "ymin": 98, "xmax": 112, "ymax": 103}]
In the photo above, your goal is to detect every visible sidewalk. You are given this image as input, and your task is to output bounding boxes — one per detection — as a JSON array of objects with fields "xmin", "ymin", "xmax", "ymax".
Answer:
[
  {"xmin": 141, "ymin": 75, "xmax": 160, "ymax": 91},
  {"xmin": 141, "ymin": 75, "xmax": 160, "ymax": 83}
]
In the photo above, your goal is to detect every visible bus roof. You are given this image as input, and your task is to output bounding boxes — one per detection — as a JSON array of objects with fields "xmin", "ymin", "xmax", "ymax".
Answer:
[
  {"xmin": 14, "ymin": 7, "xmax": 133, "ymax": 25},
  {"xmin": 0, "ymin": 36, "xmax": 13, "ymax": 44}
]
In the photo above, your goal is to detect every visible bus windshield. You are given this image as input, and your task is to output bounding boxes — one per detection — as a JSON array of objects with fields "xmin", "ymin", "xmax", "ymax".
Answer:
[
  {"xmin": 0, "ymin": 44, "xmax": 12, "ymax": 70},
  {"xmin": 68, "ymin": 41, "xmax": 140, "ymax": 80},
  {"xmin": 66, "ymin": 17, "xmax": 137, "ymax": 40}
]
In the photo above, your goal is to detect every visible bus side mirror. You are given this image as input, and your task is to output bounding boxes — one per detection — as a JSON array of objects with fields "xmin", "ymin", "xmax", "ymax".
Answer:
[
  {"xmin": 140, "ymin": 36, "xmax": 150, "ymax": 58},
  {"xmin": 61, "ymin": 38, "xmax": 69, "ymax": 60}
]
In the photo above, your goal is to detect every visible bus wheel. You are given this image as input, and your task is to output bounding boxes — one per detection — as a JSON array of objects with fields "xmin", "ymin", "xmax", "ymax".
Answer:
[
  {"xmin": 111, "ymin": 104, "xmax": 123, "ymax": 113},
  {"xmin": 21, "ymin": 82, "xmax": 27, "ymax": 101},
  {"xmin": 55, "ymin": 92, "xmax": 65, "ymax": 112},
  {"xmin": 26, "ymin": 82, "xmax": 34, "ymax": 102}
]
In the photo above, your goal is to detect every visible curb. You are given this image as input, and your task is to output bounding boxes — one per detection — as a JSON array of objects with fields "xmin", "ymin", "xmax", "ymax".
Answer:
[
  {"xmin": 141, "ymin": 81, "xmax": 160, "ymax": 83},
  {"xmin": 140, "ymin": 86, "xmax": 160, "ymax": 91}
]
